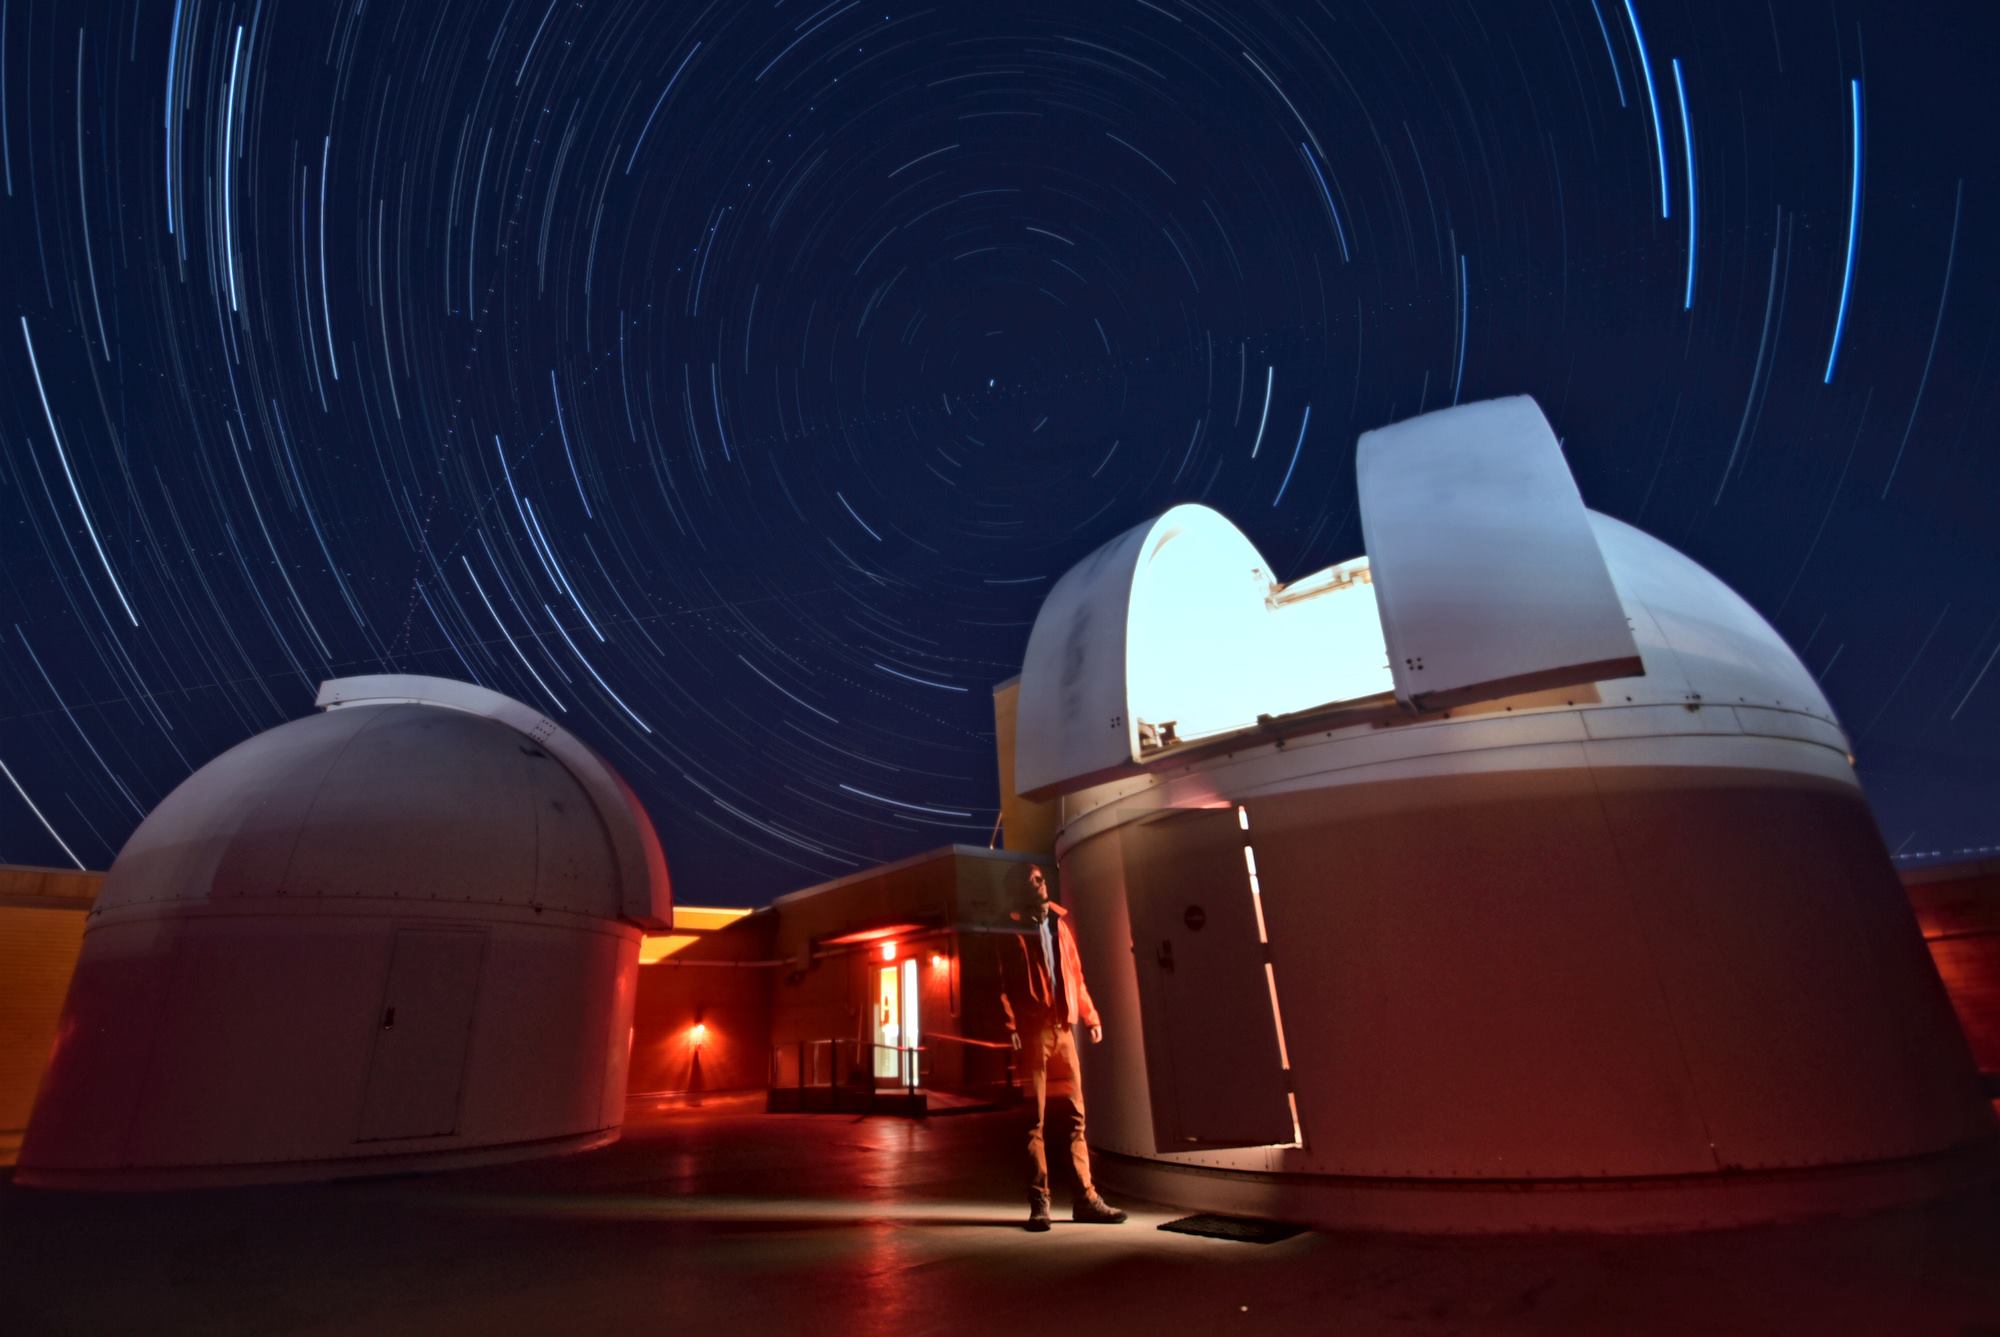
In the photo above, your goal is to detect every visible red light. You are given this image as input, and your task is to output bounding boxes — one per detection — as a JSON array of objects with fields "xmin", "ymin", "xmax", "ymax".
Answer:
[
  {"xmin": 691, "ymin": 1022, "xmax": 708, "ymax": 1045},
  {"xmin": 880, "ymin": 942, "xmax": 897, "ymax": 961},
  {"xmin": 930, "ymin": 953, "xmax": 948, "ymax": 970}
]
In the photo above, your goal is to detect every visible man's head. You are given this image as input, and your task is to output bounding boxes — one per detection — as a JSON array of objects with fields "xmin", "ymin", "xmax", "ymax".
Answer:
[{"xmin": 1025, "ymin": 864, "xmax": 1052, "ymax": 912}]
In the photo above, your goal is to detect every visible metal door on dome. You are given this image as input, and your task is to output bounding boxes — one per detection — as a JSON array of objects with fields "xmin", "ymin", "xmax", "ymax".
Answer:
[
  {"xmin": 357, "ymin": 927, "xmax": 487, "ymax": 1142},
  {"xmin": 1121, "ymin": 810, "xmax": 1293, "ymax": 1151}
]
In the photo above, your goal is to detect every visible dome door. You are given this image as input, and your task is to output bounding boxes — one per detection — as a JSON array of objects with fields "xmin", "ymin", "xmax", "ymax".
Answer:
[
  {"xmin": 1121, "ymin": 810, "xmax": 1296, "ymax": 1151},
  {"xmin": 357, "ymin": 928, "xmax": 488, "ymax": 1142},
  {"xmin": 1358, "ymin": 397, "xmax": 1642, "ymax": 710}
]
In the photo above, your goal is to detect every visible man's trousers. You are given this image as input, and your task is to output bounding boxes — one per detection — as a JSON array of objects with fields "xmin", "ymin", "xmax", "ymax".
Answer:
[{"xmin": 1022, "ymin": 1020, "xmax": 1096, "ymax": 1205}]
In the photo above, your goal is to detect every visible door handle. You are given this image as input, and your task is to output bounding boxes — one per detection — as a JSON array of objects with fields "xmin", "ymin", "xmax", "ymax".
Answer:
[{"xmin": 1156, "ymin": 940, "xmax": 1175, "ymax": 973}]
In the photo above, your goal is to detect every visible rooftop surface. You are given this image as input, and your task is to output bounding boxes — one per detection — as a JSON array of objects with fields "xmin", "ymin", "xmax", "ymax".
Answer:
[{"xmin": 5, "ymin": 1095, "xmax": 2000, "ymax": 1336}]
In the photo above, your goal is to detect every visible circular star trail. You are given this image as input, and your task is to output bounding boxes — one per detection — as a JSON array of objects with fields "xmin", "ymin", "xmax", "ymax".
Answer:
[{"xmin": 2, "ymin": 0, "xmax": 1997, "ymax": 900}]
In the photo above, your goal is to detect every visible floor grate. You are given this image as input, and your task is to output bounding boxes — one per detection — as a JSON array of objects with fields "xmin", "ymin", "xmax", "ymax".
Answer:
[{"xmin": 1157, "ymin": 1213, "xmax": 1307, "ymax": 1244}]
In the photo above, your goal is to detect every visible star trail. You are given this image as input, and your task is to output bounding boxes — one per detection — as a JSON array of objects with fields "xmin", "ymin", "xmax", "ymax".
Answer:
[{"xmin": 1, "ymin": 0, "xmax": 1997, "ymax": 900}]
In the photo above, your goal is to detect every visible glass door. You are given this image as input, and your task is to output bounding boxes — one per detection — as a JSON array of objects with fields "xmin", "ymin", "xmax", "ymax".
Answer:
[
  {"xmin": 873, "ymin": 965, "xmax": 900, "ymax": 1079},
  {"xmin": 900, "ymin": 957, "xmax": 920, "ymax": 1086}
]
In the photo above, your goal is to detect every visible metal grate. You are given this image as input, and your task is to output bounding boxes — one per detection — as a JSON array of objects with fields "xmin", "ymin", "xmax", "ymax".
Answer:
[{"xmin": 1157, "ymin": 1213, "xmax": 1306, "ymax": 1245}]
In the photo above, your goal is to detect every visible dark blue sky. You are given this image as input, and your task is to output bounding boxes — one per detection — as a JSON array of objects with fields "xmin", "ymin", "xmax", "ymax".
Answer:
[{"xmin": 2, "ymin": 0, "xmax": 1996, "ymax": 902}]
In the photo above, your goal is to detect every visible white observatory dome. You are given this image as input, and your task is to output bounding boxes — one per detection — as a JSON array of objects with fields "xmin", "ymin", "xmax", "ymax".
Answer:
[
  {"xmin": 1017, "ymin": 397, "xmax": 1995, "ymax": 1232},
  {"xmin": 19, "ymin": 676, "xmax": 670, "ymax": 1189}
]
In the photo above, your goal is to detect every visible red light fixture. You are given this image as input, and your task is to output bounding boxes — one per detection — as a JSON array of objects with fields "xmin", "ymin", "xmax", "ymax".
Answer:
[{"xmin": 880, "ymin": 941, "xmax": 897, "ymax": 961}]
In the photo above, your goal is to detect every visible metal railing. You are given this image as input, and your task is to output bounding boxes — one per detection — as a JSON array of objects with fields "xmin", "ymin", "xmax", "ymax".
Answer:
[{"xmin": 768, "ymin": 1039, "xmax": 926, "ymax": 1113}]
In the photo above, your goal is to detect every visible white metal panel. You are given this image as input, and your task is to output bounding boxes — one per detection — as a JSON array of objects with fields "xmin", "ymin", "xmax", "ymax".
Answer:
[
  {"xmin": 1357, "ymin": 397, "xmax": 1642, "ymax": 708},
  {"xmin": 317, "ymin": 676, "xmax": 671, "ymax": 928},
  {"xmin": 284, "ymin": 708, "xmax": 541, "ymax": 910},
  {"xmin": 358, "ymin": 928, "xmax": 487, "ymax": 1141},
  {"xmin": 98, "ymin": 703, "xmax": 379, "ymax": 910},
  {"xmin": 1014, "ymin": 514, "xmax": 1159, "ymax": 800},
  {"xmin": 1732, "ymin": 706, "xmax": 1848, "ymax": 751},
  {"xmin": 1588, "ymin": 516, "xmax": 1838, "ymax": 724}
]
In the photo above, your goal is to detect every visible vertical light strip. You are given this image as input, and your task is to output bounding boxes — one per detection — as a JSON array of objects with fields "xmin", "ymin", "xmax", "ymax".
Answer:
[
  {"xmin": 1586, "ymin": 0, "xmax": 1628, "ymax": 108},
  {"xmin": 1620, "ymin": 0, "xmax": 1670, "ymax": 219},
  {"xmin": 222, "ymin": 24, "xmax": 243, "ymax": 312},
  {"xmin": 1239, "ymin": 804, "xmax": 1301, "ymax": 1145},
  {"xmin": 1241, "ymin": 844, "xmax": 1269, "ymax": 943},
  {"xmin": 1672, "ymin": 58, "xmax": 1696, "ymax": 310},
  {"xmin": 1823, "ymin": 79, "xmax": 1863, "ymax": 384},
  {"xmin": 1263, "ymin": 963, "xmax": 1291, "ymax": 1070},
  {"xmin": 1451, "ymin": 253, "xmax": 1469, "ymax": 404}
]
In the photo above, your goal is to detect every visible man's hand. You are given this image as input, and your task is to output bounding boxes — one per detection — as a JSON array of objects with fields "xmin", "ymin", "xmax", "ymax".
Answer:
[
  {"xmin": 1010, "ymin": 1032, "xmax": 1023, "ymax": 1051},
  {"xmin": 1088, "ymin": 1025, "xmax": 1103, "ymax": 1044}
]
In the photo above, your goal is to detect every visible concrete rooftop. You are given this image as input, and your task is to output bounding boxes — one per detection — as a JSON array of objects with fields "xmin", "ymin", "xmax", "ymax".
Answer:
[{"xmin": 5, "ymin": 1094, "xmax": 2000, "ymax": 1335}]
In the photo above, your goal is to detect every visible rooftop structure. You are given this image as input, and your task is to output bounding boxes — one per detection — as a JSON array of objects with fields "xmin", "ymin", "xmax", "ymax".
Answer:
[
  {"xmin": 16, "ymin": 676, "xmax": 671, "ymax": 1189},
  {"xmin": 1017, "ymin": 397, "xmax": 1997, "ymax": 1230}
]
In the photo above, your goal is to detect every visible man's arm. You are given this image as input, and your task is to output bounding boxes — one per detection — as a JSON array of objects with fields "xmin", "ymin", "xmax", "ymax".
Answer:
[
  {"xmin": 1065, "ymin": 920, "xmax": 1104, "ymax": 1038},
  {"xmin": 995, "ymin": 934, "xmax": 1022, "ymax": 1049}
]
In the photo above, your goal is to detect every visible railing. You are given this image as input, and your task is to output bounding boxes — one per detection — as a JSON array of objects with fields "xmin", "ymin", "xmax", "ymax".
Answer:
[{"xmin": 767, "ymin": 1039, "xmax": 926, "ymax": 1113}]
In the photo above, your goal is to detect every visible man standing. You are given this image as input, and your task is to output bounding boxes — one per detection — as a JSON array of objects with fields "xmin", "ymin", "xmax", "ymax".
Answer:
[{"xmin": 997, "ymin": 863, "xmax": 1128, "ymax": 1232}]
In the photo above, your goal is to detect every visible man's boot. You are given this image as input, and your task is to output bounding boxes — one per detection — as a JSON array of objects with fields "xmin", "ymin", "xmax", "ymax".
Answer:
[
  {"xmin": 1026, "ymin": 1198, "xmax": 1052, "ymax": 1232},
  {"xmin": 1072, "ymin": 1195, "xmax": 1128, "ymax": 1224}
]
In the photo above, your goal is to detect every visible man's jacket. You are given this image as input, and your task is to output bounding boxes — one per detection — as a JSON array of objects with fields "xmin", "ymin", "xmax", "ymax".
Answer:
[{"xmin": 996, "ymin": 901, "xmax": 1101, "ymax": 1033}]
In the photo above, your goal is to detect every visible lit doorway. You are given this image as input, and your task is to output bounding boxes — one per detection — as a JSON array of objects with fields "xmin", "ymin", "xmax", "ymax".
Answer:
[{"xmin": 872, "ymin": 958, "xmax": 921, "ymax": 1083}]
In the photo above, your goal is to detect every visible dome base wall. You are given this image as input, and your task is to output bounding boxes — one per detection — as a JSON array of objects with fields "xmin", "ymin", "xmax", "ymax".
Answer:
[
  {"xmin": 1056, "ymin": 737, "xmax": 1996, "ymax": 1221},
  {"xmin": 1094, "ymin": 1133, "xmax": 2000, "ymax": 1234},
  {"xmin": 20, "ymin": 905, "xmax": 640, "ymax": 1183}
]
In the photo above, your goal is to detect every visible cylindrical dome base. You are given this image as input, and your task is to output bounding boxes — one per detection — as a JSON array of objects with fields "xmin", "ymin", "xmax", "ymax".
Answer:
[
  {"xmin": 17, "ymin": 903, "xmax": 640, "ymax": 1190},
  {"xmin": 17, "ymin": 679, "xmax": 672, "ymax": 1191},
  {"xmin": 1059, "ymin": 732, "xmax": 1999, "ymax": 1232}
]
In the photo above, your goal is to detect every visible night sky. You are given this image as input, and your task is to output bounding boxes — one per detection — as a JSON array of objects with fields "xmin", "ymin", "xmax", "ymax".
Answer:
[{"xmin": 1, "ymin": 0, "xmax": 1995, "ymax": 904}]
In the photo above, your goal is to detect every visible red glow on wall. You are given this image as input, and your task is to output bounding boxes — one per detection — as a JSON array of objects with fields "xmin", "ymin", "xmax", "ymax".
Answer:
[{"xmin": 819, "ymin": 922, "xmax": 930, "ymax": 947}]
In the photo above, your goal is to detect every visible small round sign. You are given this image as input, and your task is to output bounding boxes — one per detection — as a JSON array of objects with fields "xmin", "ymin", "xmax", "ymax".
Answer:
[{"xmin": 1183, "ymin": 905, "xmax": 1206, "ymax": 932}]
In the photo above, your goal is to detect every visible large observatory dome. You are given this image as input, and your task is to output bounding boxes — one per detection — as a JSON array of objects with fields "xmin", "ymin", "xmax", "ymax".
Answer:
[
  {"xmin": 19, "ymin": 676, "xmax": 670, "ymax": 1189},
  {"xmin": 1018, "ymin": 397, "xmax": 1996, "ymax": 1232}
]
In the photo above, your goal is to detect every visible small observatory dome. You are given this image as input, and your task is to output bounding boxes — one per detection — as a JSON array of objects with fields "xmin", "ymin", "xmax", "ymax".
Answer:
[
  {"xmin": 1017, "ymin": 397, "xmax": 1996, "ymax": 1232},
  {"xmin": 18, "ymin": 676, "xmax": 670, "ymax": 1189}
]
